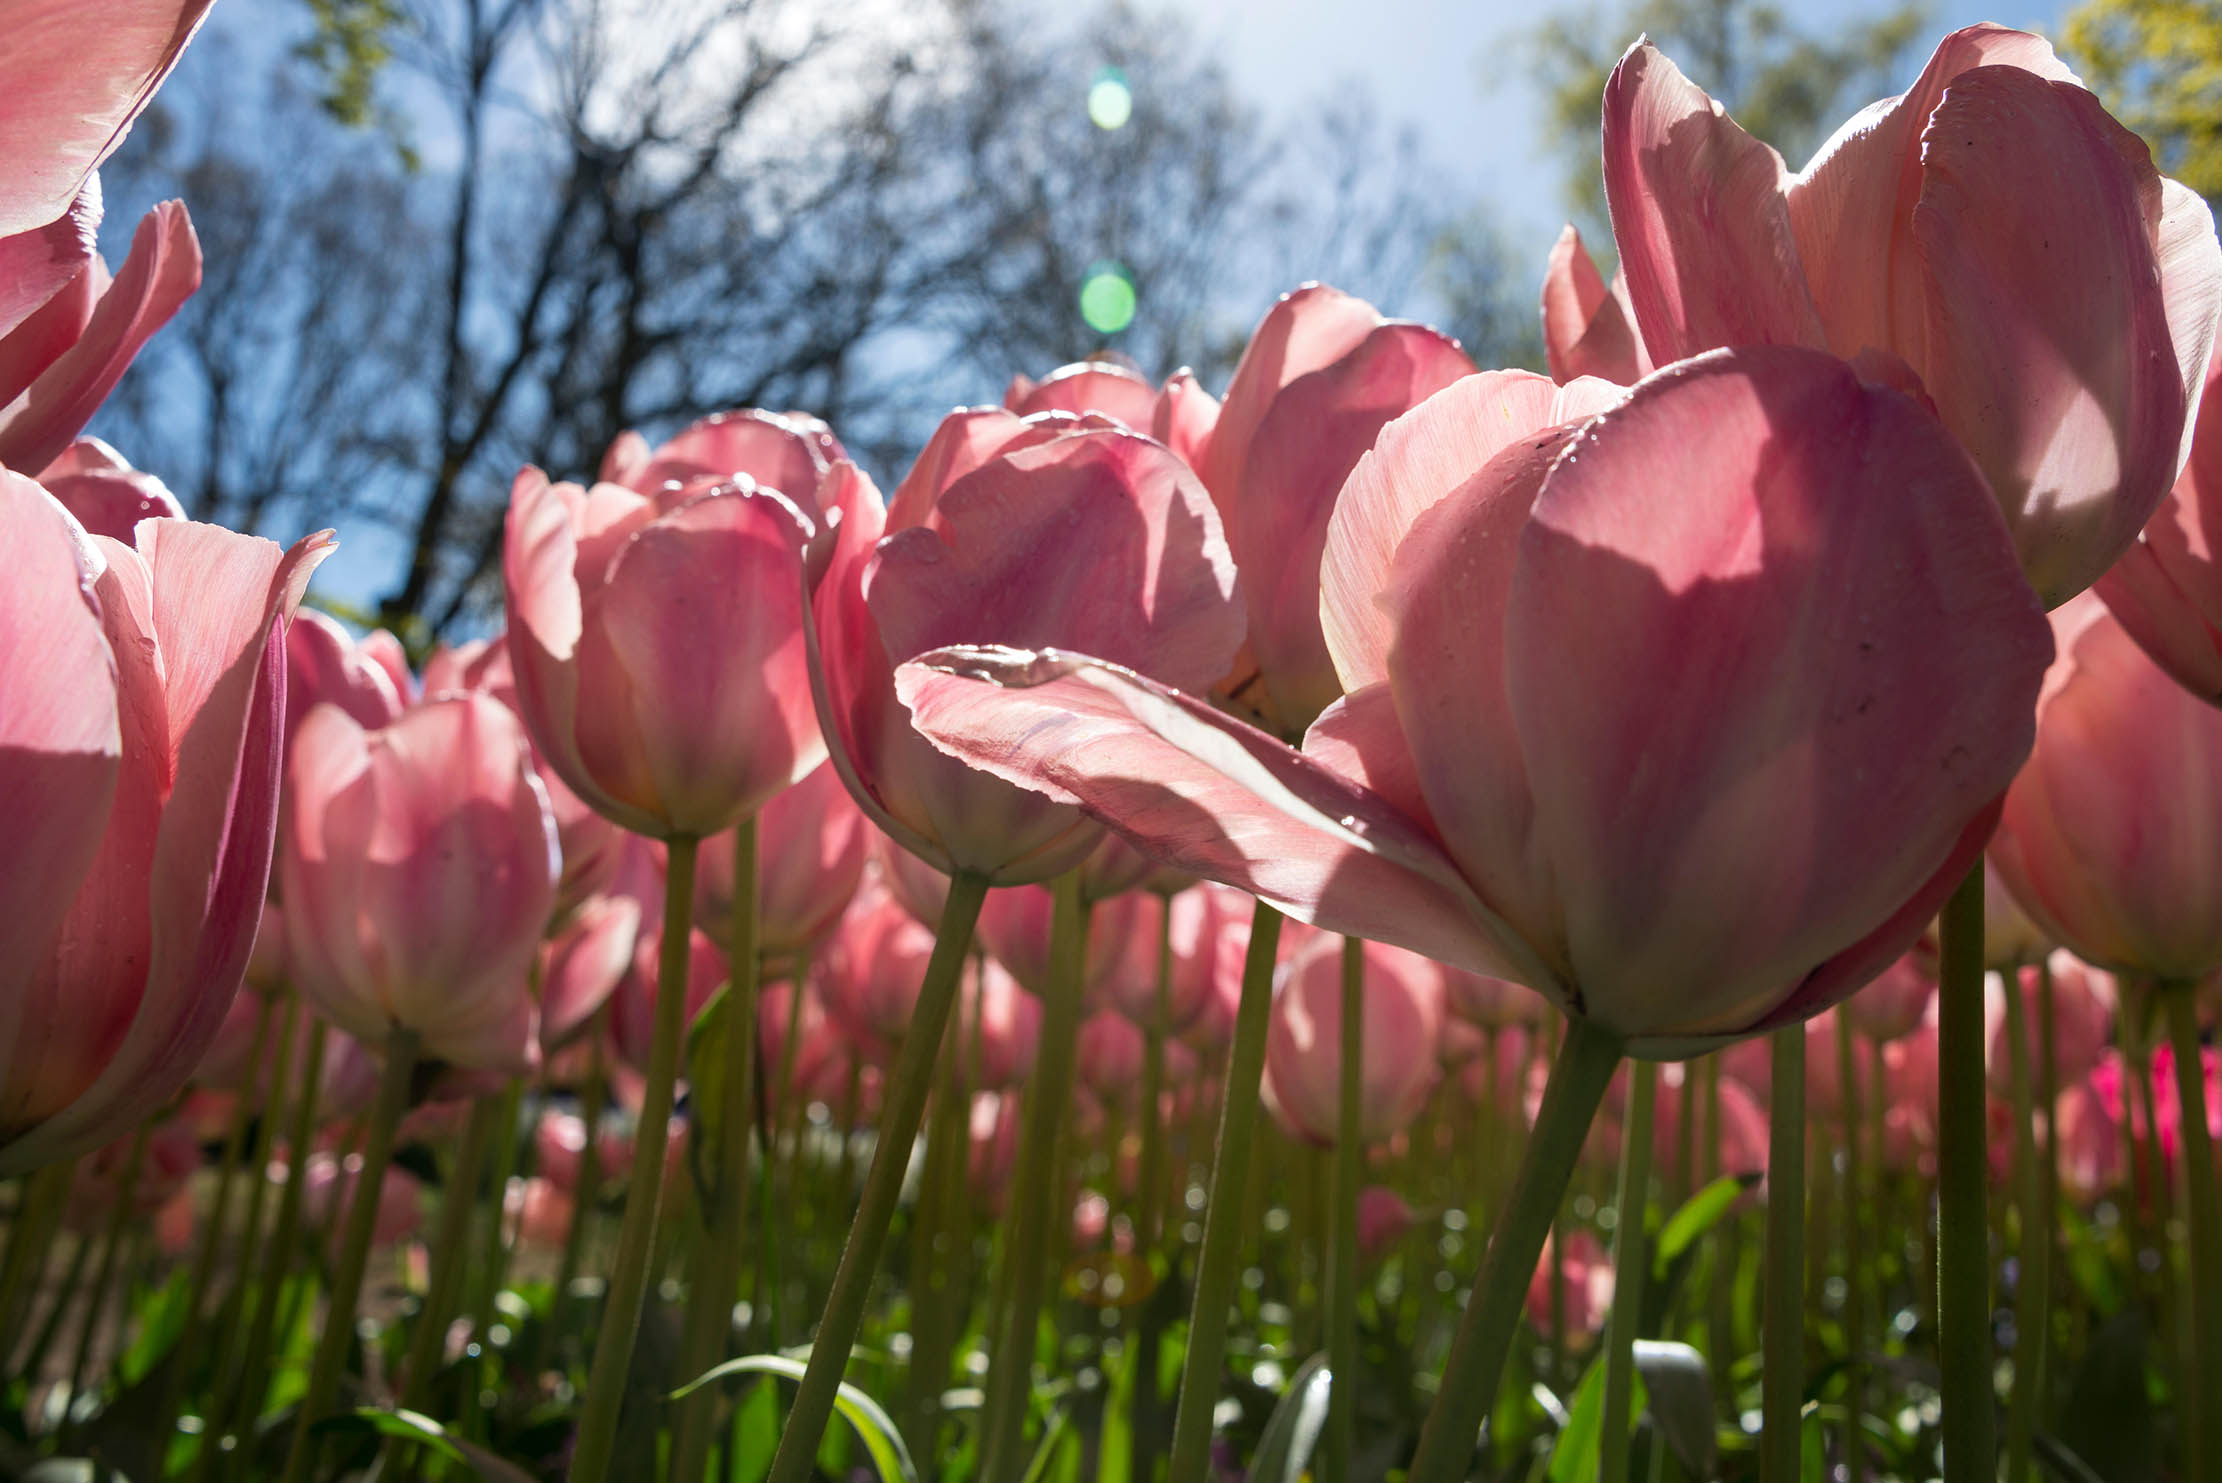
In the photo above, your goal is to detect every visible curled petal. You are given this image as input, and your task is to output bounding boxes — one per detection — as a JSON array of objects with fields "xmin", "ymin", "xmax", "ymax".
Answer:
[{"xmin": 1541, "ymin": 224, "xmax": 1648, "ymax": 385}]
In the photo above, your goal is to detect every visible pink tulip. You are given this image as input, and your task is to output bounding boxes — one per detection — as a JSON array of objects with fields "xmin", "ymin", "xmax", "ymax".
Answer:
[
  {"xmin": 538, "ymin": 892, "xmax": 643, "ymax": 1052},
  {"xmin": 815, "ymin": 884, "xmax": 938, "ymax": 1064},
  {"xmin": 1840, "ymin": 952, "xmax": 1936, "ymax": 1043},
  {"xmin": 503, "ymin": 456, "xmax": 824, "ymax": 839},
  {"xmin": 0, "ymin": 1, "xmax": 216, "ymax": 235},
  {"xmin": 1200, "ymin": 284, "xmax": 1475, "ymax": 734},
  {"xmin": 1076, "ymin": 1010, "xmax": 1145, "ymax": 1100},
  {"xmin": 1439, "ymin": 964, "xmax": 1549, "ymax": 1032},
  {"xmin": 507, "ymin": 1175, "xmax": 573, "ymax": 1251},
  {"xmin": 899, "ymin": 348, "xmax": 2052, "ymax": 1053},
  {"xmin": 1526, "ymin": 1228, "xmax": 1615, "ymax": 1344},
  {"xmin": 1990, "ymin": 596, "xmax": 2222, "ymax": 982},
  {"xmin": 2055, "ymin": 1066, "xmax": 2127, "ymax": 1206},
  {"xmin": 1356, "ymin": 1186, "xmax": 1417, "ymax": 1263},
  {"xmin": 2101, "ymin": 338, "xmax": 2222, "ymax": 699},
  {"xmin": 695, "ymin": 757, "xmax": 867, "ymax": 972},
  {"xmin": 533, "ymin": 1106, "xmax": 683, "ymax": 1195},
  {"xmin": 282, "ymin": 694, "xmax": 558, "ymax": 1072},
  {"xmin": 62, "ymin": 1117, "xmax": 203, "ymax": 1230},
  {"xmin": 285, "ymin": 608, "xmax": 409, "ymax": 741},
  {"xmin": 1582, "ymin": 27, "xmax": 2222, "ymax": 606},
  {"xmin": 758, "ymin": 976, "xmax": 874, "ymax": 1110},
  {"xmin": 968, "ymin": 1091, "xmax": 1020, "ymax": 1210},
  {"xmin": 1004, "ymin": 360, "xmax": 1213, "ymax": 462},
  {"xmin": 599, "ymin": 407, "xmax": 846, "ymax": 573},
  {"xmin": 964, "ymin": 957, "xmax": 1042, "ymax": 1091},
  {"xmin": 304, "ymin": 1151, "xmax": 423, "ymax": 1248},
  {"xmin": 245, "ymin": 898, "xmax": 288, "ymax": 994},
  {"xmin": 1986, "ymin": 954, "xmax": 2116, "ymax": 1095},
  {"xmin": 0, "ymin": 479, "xmax": 328, "ymax": 1175},
  {"xmin": 36, "ymin": 437, "xmax": 183, "ymax": 539},
  {"xmin": 809, "ymin": 411, "xmax": 1244, "ymax": 885},
  {"xmin": 976, "ymin": 882, "xmax": 1153, "ymax": 1011},
  {"xmin": 1540, "ymin": 225, "xmax": 1651, "ymax": 386},
  {"xmin": 422, "ymin": 634, "xmax": 625, "ymax": 914},
  {"xmin": 1263, "ymin": 936, "xmax": 1442, "ymax": 1147},
  {"xmin": 0, "ymin": 188, "xmax": 202, "ymax": 473},
  {"xmin": 609, "ymin": 921, "xmax": 727, "ymax": 1074}
]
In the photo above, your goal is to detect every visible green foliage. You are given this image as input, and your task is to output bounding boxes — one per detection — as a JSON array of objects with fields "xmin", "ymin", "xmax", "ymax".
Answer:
[
  {"xmin": 1522, "ymin": 0, "xmax": 1931, "ymax": 229},
  {"xmin": 2064, "ymin": 0, "xmax": 2222, "ymax": 201},
  {"xmin": 295, "ymin": 0, "xmax": 405, "ymax": 128}
]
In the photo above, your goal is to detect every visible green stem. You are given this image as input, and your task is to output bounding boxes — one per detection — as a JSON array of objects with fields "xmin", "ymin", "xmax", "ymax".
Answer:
[
  {"xmin": 0, "ymin": 1158, "xmax": 78, "ymax": 1370},
  {"xmin": 1835, "ymin": 1012, "xmax": 1868, "ymax": 1483},
  {"xmin": 1325, "ymin": 936, "xmax": 1364, "ymax": 1483},
  {"xmin": 2036, "ymin": 961, "xmax": 2061, "ymax": 1429},
  {"xmin": 980, "ymin": 873, "xmax": 1088, "ymax": 1483},
  {"xmin": 570, "ymin": 831, "xmax": 702, "ymax": 1483},
  {"xmin": 1128, "ymin": 897, "xmax": 1174, "ymax": 1479},
  {"xmin": 1602, "ymin": 1061, "xmax": 1656, "ymax": 1483},
  {"xmin": 1163, "ymin": 900, "xmax": 1285, "ymax": 1483},
  {"xmin": 535, "ymin": 1010, "xmax": 607, "ymax": 1381},
  {"xmin": 2001, "ymin": 973, "xmax": 2046, "ymax": 1483},
  {"xmin": 63, "ymin": 1123, "xmax": 150, "ymax": 1435},
  {"xmin": 764, "ymin": 870, "xmax": 989, "ymax": 1483},
  {"xmin": 902, "ymin": 991, "xmax": 973, "ymax": 1460},
  {"xmin": 1405, "ymin": 1017, "xmax": 1623, "ymax": 1483},
  {"xmin": 18, "ymin": 1221, "xmax": 94, "ymax": 1390},
  {"xmin": 1935, "ymin": 863, "xmax": 1996, "ymax": 1479},
  {"xmin": 279, "ymin": 1022, "xmax": 418, "ymax": 1483},
  {"xmin": 2164, "ymin": 987, "xmax": 2222, "ymax": 1472},
  {"xmin": 397, "ymin": 1095, "xmax": 499, "ymax": 1416},
  {"xmin": 205, "ymin": 1018, "xmax": 326, "ymax": 1483},
  {"xmin": 1761, "ymin": 1025, "xmax": 1806, "ymax": 1483},
  {"xmin": 672, "ymin": 815, "xmax": 761, "ymax": 1483}
]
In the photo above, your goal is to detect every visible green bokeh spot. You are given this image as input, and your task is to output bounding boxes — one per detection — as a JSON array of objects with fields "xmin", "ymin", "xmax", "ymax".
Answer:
[{"xmin": 1079, "ymin": 265, "xmax": 1137, "ymax": 335}]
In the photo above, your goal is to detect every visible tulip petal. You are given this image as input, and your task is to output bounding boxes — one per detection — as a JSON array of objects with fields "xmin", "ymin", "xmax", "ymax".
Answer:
[
  {"xmin": 0, "ymin": 180, "xmax": 99, "ymax": 342},
  {"xmin": 2099, "ymin": 341, "xmax": 2222, "ymax": 700},
  {"xmin": 0, "ymin": 201, "xmax": 201, "ymax": 472},
  {"xmin": 895, "ymin": 647, "xmax": 1551, "ymax": 988},
  {"xmin": 631, "ymin": 408, "xmax": 832, "ymax": 512},
  {"xmin": 0, "ymin": 1, "xmax": 215, "ymax": 236},
  {"xmin": 1601, "ymin": 42, "xmax": 1823, "ymax": 364},
  {"xmin": 1541, "ymin": 224, "xmax": 1649, "ymax": 385},
  {"xmin": 1788, "ymin": 24, "xmax": 2078, "ymax": 363},
  {"xmin": 2157, "ymin": 180, "xmax": 2222, "ymax": 480},
  {"xmin": 0, "ymin": 475, "xmax": 120, "ymax": 1140},
  {"xmin": 1502, "ymin": 347, "xmax": 2050, "ymax": 1040},
  {"xmin": 1008, "ymin": 363, "xmax": 1160, "ymax": 431},
  {"xmin": 1237, "ymin": 322, "xmax": 1473, "ymax": 725},
  {"xmin": 883, "ymin": 407, "xmax": 1030, "ymax": 532},
  {"xmin": 1322, "ymin": 370, "xmax": 1623, "ymax": 693},
  {"xmin": 1913, "ymin": 67, "xmax": 2188, "ymax": 606},
  {"xmin": 1150, "ymin": 370, "xmax": 1219, "ymax": 471}
]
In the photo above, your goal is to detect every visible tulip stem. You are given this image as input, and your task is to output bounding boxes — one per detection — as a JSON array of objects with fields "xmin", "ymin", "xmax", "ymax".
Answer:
[
  {"xmin": 1935, "ymin": 863, "xmax": 1996, "ymax": 1479},
  {"xmin": 2000, "ymin": 971, "xmax": 2047, "ymax": 1483},
  {"xmin": 1834, "ymin": 1011, "xmax": 1868, "ymax": 1483},
  {"xmin": 1128, "ymin": 898, "xmax": 1175, "ymax": 1477},
  {"xmin": 1325, "ymin": 936, "xmax": 1365, "ymax": 1483},
  {"xmin": 1603, "ymin": 1059, "xmax": 1656, "ymax": 1483},
  {"xmin": 672, "ymin": 814, "xmax": 761, "ymax": 1483},
  {"xmin": 280, "ymin": 1022, "xmax": 419, "ymax": 1483},
  {"xmin": 571, "ymin": 832, "xmax": 701, "ymax": 1483},
  {"xmin": 535, "ymin": 1009, "xmax": 606, "ymax": 1382},
  {"xmin": 1406, "ymin": 1016, "xmax": 1623, "ymax": 1483},
  {"xmin": 2163, "ymin": 986, "xmax": 2222, "ymax": 1471},
  {"xmin": 62, "ymin": 1123, "xmax": 150, "ymax": 1438},
  {"xmin": 1162, "ymin": 899, "xmax": 1285, "ymax": 1483},
  {"xmin": 980, "ymin": 873, "xmax": 1089, "ymax": 1482},
  {"xmin": 764, "ymin": 869, "xmax": 989, "ymax": 1483},
  {"xmin": 1761, "ymin": 1025, "xmax": 1806, "ymax": 1483},
  {"xmin": 397, "ymin": 1096, "xmax": 500, "ymax": 1417},
  {"xmin": 0, "ymin": 1158, "xmax": 78, "ymax": 1371}
]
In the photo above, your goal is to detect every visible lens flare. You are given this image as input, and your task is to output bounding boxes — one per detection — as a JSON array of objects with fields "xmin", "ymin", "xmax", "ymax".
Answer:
[
  {"xmin": 1088, "ymin": 67, "xmax": 1132, "ymax": 130},
  {"xmin": 1078, "ymin": 262, "xmax": 1137, "ymax": 335}
]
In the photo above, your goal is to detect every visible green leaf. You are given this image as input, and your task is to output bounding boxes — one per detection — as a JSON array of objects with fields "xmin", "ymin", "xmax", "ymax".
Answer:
[
  {"xmin": 1546, "ymin": 1361, "xmax": 1647, "ymax": 1483},
  {"xmin": 118, "ymin": 1268, "xmax": 192, "ymax": 1385},
  {"xmin": 1631, "ymin": 1340, "xmax": 1715, "ymax": 1478},
  {"xmin": 1249, "ymin": 1353, "xmax": 1333, "ymax": 1483},
  {"xmin": 1653, "ymin": 1174, "xmax": 1760, "ymax": 1274},
  {"xmin": 1018, "ymin": 1402, "xmax": 1072, "ymax": 1483},
  {"xmin": 1801, "ymin": 1410, "xmax": 1828, "ymax": 1481},
  {"xmin": 671, "ymin": 1353, "xmax": 919, "ymax": 1483},
  {"xmin": 313, "ymin": 1408, "xmax": 540, "ymax": 1483}
]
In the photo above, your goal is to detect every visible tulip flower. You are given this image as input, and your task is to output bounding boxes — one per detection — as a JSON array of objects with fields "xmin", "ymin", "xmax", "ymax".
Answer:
[
  {"xmin": 1526, "ymin": 1228, "xmax": 1615, "ymax": 1345},
  {"xmin": 538, "ymin": 892, "xmax": 643, "ymax": 1053},
  {"xmin": 1264, "ymin": 936, "xmax": 1443, "ymax": 1147},
  {"xmin": 1987, "ymin": 955, "xmax": 2115, "ymax": 1095},
  {"xmin": 503, "ymin": 464, "xmax": 824, "ymax": 840},
  {"xmin": 0, "ymin": 478, "xmax": 328, "ymax": 1176},
  {"xmin": 1004, "ymin": 359, "xmax": 1217, "ymax": 472},
  {"xmin": 814, "ymin": 884, "xmax": 939, "ymax": 1065},
  {"xmin": 1540, "ymin": 226, "xmax": 1650, "ymax": 387},
  {"xmin": 900, "ymin": 348, "xmax": 2049, "ymax": 1053},
  {"xmin": 281, "ymin": 693, "xmax": 558, "ymax": 1073},
  {"xmin": 608, "ymin": 919, "xmax": 727, "ymax": 1072},
  {"xmin": 976, "ymin": 881, "xmax": 1154, "ymax": 1010},
  {"xmin": 303, "ymin": 1151, "xmax": 424, "ymax": 1249},
  {"xmin": 695, "ymin": 758, "xmax": 866, "ymax": 975},
  {"xmin": 1991, "ymin": 597, "xmax": 2222, "ymax": 982},
  {"xmin": 1200, "ymin": 284, "xmax": 1475, "ymax": 734},
  {"xmin": 963, "ymin": 957, "xmax": 1043, "ymax": 1091},
  {"xmin": 1440, "ymin": 963, "xmax": 1549, "ymax": 1032},
  {"xmin": 1840, "ymin": 952, "xmax": 1936, "ymax": 1044},
  {"xmin": 2101, "ymin": 338, "xmax": 2222, "ymax": 699},
  {"xmin": 0, "ymin": 0, "xmax": 216, "ymax": 235},
  {"xmin": 600, "ymin": 407, "xmax": 846, "ymax": 573},
  {"xmin": 2055, "ymin": 1067, "xmax": 2127, "ymax": 1206},
  {"xmin": 1355, "ymin": 1187, "xmax": 1417, "ymax": 1263},
  {"xmin": 811, "ymin": 413, "xmax": 1244, "ymax": 886},
  {"xmin": 285, "ymin": 608, "xmax": 410, "ymax": 740},
  {"xmin": 0, "ymin": 185, "xmax": 202, "ymax": 473},
  {"xmin": 1076, "ymin": 1010, "xmax": 1146, "ymax": 1101},
  {"xmin": 1570, "ymin": 26, "xmax": 2222, "ymax": 606},
  {"xmin": 37, "ymin": 437, "xmax": 184, "ymax": 539}
]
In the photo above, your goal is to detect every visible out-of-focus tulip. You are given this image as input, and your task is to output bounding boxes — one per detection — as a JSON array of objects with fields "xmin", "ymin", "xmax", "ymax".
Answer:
[
  {"xmin": 964, "ymin": 958, "xmax": 1042, "ymax": 1091},
  {"xmin": 1581, "ymin": 27, "xmax": 2222, "ymax": 607},
  {"xmin": 2102, "ymin": 338, "xmax": 2222, "ymax": 699},
  {"xmin": 1986, "ymin": 954, "xmax": 2115, "ymax": 1095},
  {"xmin": 1526, "ymin": 1228, "xmax": 1615, "ymax": 1344},
  {"xmin": 0, "ymin": 187, "xmax": 202, "ymax": 473},
  {"xmin": 538, "ymin": 892, "xmax": 643, "ymax": 1053},
  {"xmin": 758, "ymin": 975, "xmax": 873, "ymax": 1111},
  {"xmin": 62, "ymin": 1117, "xmax": 203, "ymax": 1229},
  {"xmin": 422, "ymin": 634, "xmax": 624, "ymax": 915},
  {"xmin": 609, "ymin": 921, "xmax": 727, "ymax": 1074},
  {"xmin": 1263, "ymin": 937, "xmax": 1442, "ymax": 1147},
  {"xmin": 1841, "ymin": 952, "xmax": 1936, "ymax": 1044},
  {"xmin": 1200, "ymin": 284, "xmax": 1476, "ymax": 734},
  {"xmin": 37, "ymin": 437, "xmax": 183, "ymax": 539},
  {"xmin": 304, "ymin": 1151, "xmax": 423, "ymax": 1248},
  {"xmin": 507, "ymin": 1175, "xmax": 573, "ymax": 1251},
  {"xmin": 282, "ymin": 694, "xmax": 558, "ymax": 1073},
  {"xmin": 0, "ymin": 482, "xmax": 328, "ymax": 1175},
  {"xmin": 1076, "ymin": 1010, "xmax": 1145, "ymax": 1101},
  {"xmin": 1439, "ymin": 964, "xmax": 1549, "ymax": 1032},
  {"xmin": 815, "ymin": 885, "xmax": 938, "ymax": 1064},
  {"xmin": 1991, "ymin": 597, "xmax": 2222, "ymax": 982},
  {"xmin": 696, "ymin": 758, "xmax": 866, "ymax": 974},
  {"xmin": 1356, "ymin": 1186, "xmax": 1417, "ymax": 1263},
  {"xmin": 2055, "ymin": 1066, "xmax": 2127, "ymax": 1206},
  {"xmin": 900, "ymin": 348, "xmax": 2051, "ymax": 1055},
  {"xmin": 503, "ymin": 460, "xmax": 823, "ymax": 840},
  {"xmin": 810, "ymin": 412, "xmax": 1244, "ymax": 885},
  {"xmin": 976, "ymin": 883, "xmax": 1153, "ymax": 1012},
  {"xmin": 968, "ymin": 1091, "xmax": 1020, "ymax": 1210},
  {"xmin": 285, "ymin": 609, "xmax": 409, "ymax": 742},
  {"xmin": 0, "ymin": 1, "xmax": 216, "ymax": 235}
]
